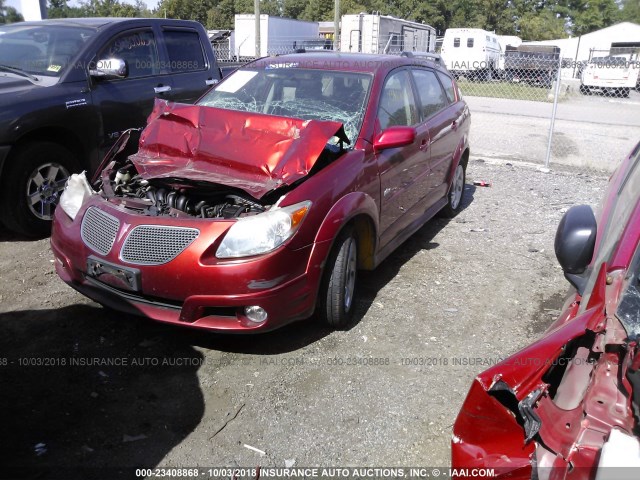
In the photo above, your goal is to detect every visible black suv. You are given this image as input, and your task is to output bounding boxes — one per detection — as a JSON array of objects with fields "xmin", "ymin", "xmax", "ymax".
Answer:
[{"xmin": 0, "ymin": 18, "xmax": 221, "ymax": 236}]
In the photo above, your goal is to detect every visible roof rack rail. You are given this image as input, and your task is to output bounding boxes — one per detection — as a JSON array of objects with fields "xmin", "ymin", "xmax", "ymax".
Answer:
[{"xmin": 401, "ymin": 51, "xmax": 442, "ymax": 64}]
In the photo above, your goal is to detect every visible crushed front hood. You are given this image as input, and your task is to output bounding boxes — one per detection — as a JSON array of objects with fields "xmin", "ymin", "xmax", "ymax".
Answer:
[{"xmin": 129, "ymin": 99, "xmax": 347, "ymax": 198}]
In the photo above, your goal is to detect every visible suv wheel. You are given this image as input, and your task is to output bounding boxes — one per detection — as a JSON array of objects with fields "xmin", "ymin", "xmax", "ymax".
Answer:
[{"xmin": 0, "ymin": 142, "xmax": 77, "ymax": 237}]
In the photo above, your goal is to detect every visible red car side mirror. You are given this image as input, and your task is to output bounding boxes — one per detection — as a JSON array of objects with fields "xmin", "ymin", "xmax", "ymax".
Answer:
[{"xmin": 373, "ymin": 126, "xmax": 416, "ymax": 151}]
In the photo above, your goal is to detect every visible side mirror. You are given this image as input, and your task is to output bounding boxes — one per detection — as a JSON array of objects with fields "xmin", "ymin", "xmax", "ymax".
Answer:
[
  {"xmin": 554, "ymin": 204, "xmax": 597, "ymax": 294},
  {"xmin": 373, "ymin": 126, "xmax": 416, "ymax": 151},
  {"xmin": 89, "ymin": 58, "xmax": 127, "ymax": 79}
]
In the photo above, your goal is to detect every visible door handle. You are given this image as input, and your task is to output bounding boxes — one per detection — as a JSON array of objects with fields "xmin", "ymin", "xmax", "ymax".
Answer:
[
  {"xmin": 451, "ymin": 120, "xmax": 458, "ymax": 131},
  {"xmin": 419, "ymin": 139, "xmax": 429, "ymax": 151},
  {"xmin": 205, "ymin": 78, "xmax": 218, "ymax": 86},
  {"xmin": 154, "ymin": 85, "xmax": 172, "ymax": 94}
]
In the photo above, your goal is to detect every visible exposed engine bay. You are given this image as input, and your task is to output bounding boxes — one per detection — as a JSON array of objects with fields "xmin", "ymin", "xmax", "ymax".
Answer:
[
  {"xmin": 91, "ymin": 118, "xmax": 348, "ymax": 220},
  {"xmin": 101, "ymin": 164, "xmax": 269, "ymax": 219}
]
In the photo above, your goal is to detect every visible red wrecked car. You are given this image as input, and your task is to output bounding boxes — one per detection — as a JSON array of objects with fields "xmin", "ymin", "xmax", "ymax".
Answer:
[
  {"xmin": 50, "ymin": 52, "xmax": 470, "ymax": 332},
  {"xmin": 452, "ymin": 142, "xmax": 640, "ymax": 479}
]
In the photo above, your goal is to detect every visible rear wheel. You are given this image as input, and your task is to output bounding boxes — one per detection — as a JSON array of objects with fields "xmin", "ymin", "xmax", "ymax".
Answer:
[
  {"xmin": 0, "ymin": 142, "xmax": 78, "ymax": 237},
  {"xmin": 440, "ymin": 162, "xmax": 466, "ymax": 218},
  {"xmin": 317, "ymin": 228, "xmax": 358, "ymax": 329}
]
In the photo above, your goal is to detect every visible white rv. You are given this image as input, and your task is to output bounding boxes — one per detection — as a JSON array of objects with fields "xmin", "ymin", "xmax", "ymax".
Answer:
[
  {"xmin": 340, "ymin": 13, "xmax": 436, "ymax": 55},
  {"xmin": 440, "ymin": 28, "xmax": 501, "ymax": 79},
  {"xmin": 234, "ymin": 15, "xmax": 320, "ymax": 58}
]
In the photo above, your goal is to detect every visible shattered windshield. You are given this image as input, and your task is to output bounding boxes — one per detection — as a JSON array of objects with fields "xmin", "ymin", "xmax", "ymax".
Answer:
[
  {"xmin": 0, "ymin": 24, "xmax": 95, "ymax": 77},
  {"xmin": 199, "ymin": 68, "xmax": 372, "ymax": 145}
]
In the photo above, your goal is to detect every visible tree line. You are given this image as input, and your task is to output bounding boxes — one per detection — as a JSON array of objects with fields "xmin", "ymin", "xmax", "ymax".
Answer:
[{"xmin": 0, "ymin": 0, "xmax": 636, "ymax": 42}]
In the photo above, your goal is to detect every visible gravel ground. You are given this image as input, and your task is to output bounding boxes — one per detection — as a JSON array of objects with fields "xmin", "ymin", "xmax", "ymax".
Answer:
[{"xmin": 0, "ymin": 158, "xmax": 608, "ymax": 478}]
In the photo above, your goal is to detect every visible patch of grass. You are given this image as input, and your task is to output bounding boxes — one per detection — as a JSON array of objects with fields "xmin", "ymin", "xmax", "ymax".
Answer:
[{"xmin": 457, "ymin": 79, "xmax": 552, "ymax": 102}]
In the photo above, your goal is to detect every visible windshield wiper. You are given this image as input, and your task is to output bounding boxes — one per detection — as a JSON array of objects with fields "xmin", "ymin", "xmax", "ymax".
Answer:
[{"xmin": 0, "ymin": 64, "xmax": 39, "ymax": 82}]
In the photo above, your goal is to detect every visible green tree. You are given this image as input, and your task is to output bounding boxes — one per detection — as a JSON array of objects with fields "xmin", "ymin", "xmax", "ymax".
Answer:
[
  {"xmin": 207, "ymin": 0, "xmax": 235, "ymax": 28},
  {"xmin": 48, "ymin": 0, "xmax": 92, "ymax": 18},
  {"xmin": 618, "ymin": 0, "xmax": 640, "ymax": 23},
  {"xmin": 563, "ymin": 0, "xmax": 619, "ymax": 35},
  {"xmin": 156, "ymin": 0, "xmax": 214, "ymax": 24},
  {"xmin": 282, "ymin": 0, "xmax": 305, "ymax": 19},
  {"xmin": 518, "ymin": 9, "xmax": 567, "ymax": 40},
  {"xmin": 0, "ymin": 0, "xmax": 24, "ymax": 23},
  {"xmin": 300, "ymin": 0, "xmax": 333, "ymax": 21}
]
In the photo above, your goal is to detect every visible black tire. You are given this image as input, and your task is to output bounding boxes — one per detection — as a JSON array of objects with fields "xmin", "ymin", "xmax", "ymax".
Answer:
[
  {"xmin": 440, "ymin": 162, "xmax": 466, "ymax": 218},
  {"xmin": 317, "ymin": 227, "xmax": 358, "ymax": 329},
  {"xmin": 0, "ymin": 142, "xmax": 78, "ymax": 237}
]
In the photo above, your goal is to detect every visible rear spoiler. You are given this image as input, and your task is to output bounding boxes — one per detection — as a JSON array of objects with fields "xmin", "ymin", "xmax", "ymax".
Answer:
[{"xmin": 401, "ymin": 51, "xmax": 443, "ymax": 64}]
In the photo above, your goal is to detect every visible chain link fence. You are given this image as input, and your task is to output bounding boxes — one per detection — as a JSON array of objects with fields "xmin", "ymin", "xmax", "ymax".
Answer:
[
  {"xmin": 455, "ymin": 45, "xmax": 640, "ymax": 173},
  {"xmin": 210, "ymin": 41, "xmax": 640, "ymax": 173}
]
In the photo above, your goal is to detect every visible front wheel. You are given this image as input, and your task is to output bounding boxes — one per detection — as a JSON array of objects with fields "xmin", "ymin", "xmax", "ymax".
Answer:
[
  {"xmin": 440, "ymin": 163, "xmax": 466, "ymax": 218},
  {"xmin": 317, "ymin": 228, "xmax": 358, "ymax": 329},
  {"xmin": 0, "ymin": 142, "xmax": 78, "ymax": 237}
]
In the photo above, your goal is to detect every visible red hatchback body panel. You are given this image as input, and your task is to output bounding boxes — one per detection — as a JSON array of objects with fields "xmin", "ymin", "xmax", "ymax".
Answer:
[{"xmin": 51, "ymin": 52, "xmax": 470, "ymax": 332}]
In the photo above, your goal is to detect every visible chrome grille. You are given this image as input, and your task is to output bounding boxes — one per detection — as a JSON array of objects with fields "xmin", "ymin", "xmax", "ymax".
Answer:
[
  {"xmin": 81, "ymin": 207, "xmax": 120, "ymax": 255},
  {"xmin": 121, "ymin": 225, "xmax": 199, "ymax": 265}
]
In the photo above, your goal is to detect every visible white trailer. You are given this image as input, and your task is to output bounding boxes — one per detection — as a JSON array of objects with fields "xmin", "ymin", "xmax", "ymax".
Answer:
[
  {"xmin": 440, "ymin": 28, "xmax": 501, "ymax": 79},
  {"xmin": 234, "ymin": 14, "xmax": 320, "ymax": 58},
  {"xmin": 340, "ymin": 13, "xmax": 436, "ymax": 55}
]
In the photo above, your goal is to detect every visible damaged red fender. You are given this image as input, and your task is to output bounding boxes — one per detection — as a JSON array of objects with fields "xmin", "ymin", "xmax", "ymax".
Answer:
[
  {"xmin": 128, "ymin": 99, "xmax": 349, "ymax": 198},
  {"xmin": 451, "ymin": 294, "xmax": 608, "ymax": 478}
]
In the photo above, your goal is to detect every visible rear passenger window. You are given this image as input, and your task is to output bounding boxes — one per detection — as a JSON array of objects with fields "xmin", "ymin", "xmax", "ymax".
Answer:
[
  {"xmin": 436, "ymin": 72, "xmax": 456, "ymax": 103},
  {"xmin": 467, "ymin": 38, "xmax": 474, "ymax": 48},
  {"xmin": 378, "ymin": 70, "xmax": 419, "ymax": 130},
  {"xmin": 411, "ymin": 69, "xmax": 448, "ymax": 119},
  {"xmin": 453, "ymin": 37, "xmax": 460, "ymax": 47},
  {"xmin": 163, "ymin": 29, "xmax": 206, "ymax": 72}
]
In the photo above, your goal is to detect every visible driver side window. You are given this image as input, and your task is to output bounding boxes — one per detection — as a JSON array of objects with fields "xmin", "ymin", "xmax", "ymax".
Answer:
[
  {"xmin": 98, "ymin": 30, "xmax": 159, "ymax": 79},
  {"xmin": 377, "ymin": 70, "xmax": 418, "ymax": 131}
]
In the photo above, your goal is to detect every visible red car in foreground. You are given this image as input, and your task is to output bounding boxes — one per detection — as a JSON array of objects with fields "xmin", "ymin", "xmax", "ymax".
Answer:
[
  {"xmin": 51, "ymin": 52, "xmax": 470, "ymax": 332},
  {"xmin": 452, "ymin": 142, "xmax": 640, "ymax": 479}
]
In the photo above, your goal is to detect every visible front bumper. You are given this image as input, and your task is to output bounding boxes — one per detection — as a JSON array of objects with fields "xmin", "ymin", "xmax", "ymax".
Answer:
[{"xmin": 51, "ymin": 198, "xmax": 328, "ymax": 332}]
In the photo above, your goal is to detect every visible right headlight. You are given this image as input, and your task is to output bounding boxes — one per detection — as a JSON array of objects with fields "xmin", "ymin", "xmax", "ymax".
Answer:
[{"xmin": 216, "ymin": 201, "xmax": 311, "ymax": 258}]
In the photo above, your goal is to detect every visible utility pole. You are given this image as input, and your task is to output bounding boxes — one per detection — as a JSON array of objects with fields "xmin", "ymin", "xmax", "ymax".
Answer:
[
  {"xmin": 333, "ymin": 0, "xmax": 340, "ymax": 50},
  {"xmin": 255, "ymin": 0, "xmax": 261, "ymax": 57}
]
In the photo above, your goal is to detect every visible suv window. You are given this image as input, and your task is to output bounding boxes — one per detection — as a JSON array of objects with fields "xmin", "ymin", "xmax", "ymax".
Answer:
[
  {"xmin": 99, "ymin": 30, "xmax": 159, "ymax": 79},
  {"xmin": 453, "ymin": 37, "xmax": 460, "ymax": 48},
  {"xmin": 467, "ymin": 38, "xmax": 474, "ymax": 48},
  {"xmin": 378, "ymin": 70, "xmax": 419, "ymax": 130},
  {"xmin": 411, "ymin": 69, "xmax": 448, "ymax": 119},
  {"xmin": 163, "ymin": 29, "xmax": 206, "ymax": 73},
  {"xmin": 436, "ymin": 72, "xmax": 456, "ymax": 103}
]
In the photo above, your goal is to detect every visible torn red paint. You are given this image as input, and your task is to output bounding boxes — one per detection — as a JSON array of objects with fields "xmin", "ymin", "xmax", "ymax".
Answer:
[{"xmin": 129, "ymin": 99, "xmax": 348, "ymax": 198}]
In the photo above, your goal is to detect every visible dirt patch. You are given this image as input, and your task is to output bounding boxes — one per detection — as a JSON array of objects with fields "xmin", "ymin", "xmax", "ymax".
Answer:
[{"xmin": 527, "ymin": 291, "xmax": 570, "ymax": 336}]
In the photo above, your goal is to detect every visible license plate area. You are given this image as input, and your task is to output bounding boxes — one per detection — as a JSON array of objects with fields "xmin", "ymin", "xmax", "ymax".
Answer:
[{"xmin": 87, "ymin": 256, "xmax": 141, "ymax": 292}]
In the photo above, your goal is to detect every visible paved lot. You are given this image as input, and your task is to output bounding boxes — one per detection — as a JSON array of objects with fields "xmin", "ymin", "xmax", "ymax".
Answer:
[
  {"xmin": 0, "ymin": 159, "xmax": 608, "ymax": 478},
  {"xmin": 466, "ymin": 90, "xmax": 640, "ymax": 171}
]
